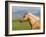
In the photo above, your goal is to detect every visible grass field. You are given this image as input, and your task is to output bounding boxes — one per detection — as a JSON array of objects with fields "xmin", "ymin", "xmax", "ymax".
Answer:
[{"xmin": 12, "ymin": 20, "xmax": 32, "ymax": 30}]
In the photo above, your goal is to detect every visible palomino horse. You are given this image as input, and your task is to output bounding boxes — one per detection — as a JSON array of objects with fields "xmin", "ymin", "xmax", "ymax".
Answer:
[{"xmin": 23, "ymin": 13, "xmax": 40, "ymax": 29}]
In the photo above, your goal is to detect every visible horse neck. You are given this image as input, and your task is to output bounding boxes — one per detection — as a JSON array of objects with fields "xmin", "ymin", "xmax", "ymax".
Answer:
[
  {"xmin": 27, "ymin": 15, "xmax": 33, "ymax": 21},
  {"xmin": 28, "ymin": 15, "xmax": 37, "ymax": 25}
]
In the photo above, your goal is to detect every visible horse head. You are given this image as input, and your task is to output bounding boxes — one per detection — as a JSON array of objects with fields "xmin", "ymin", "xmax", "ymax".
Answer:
[{"xmin": 23, "ymin": 13, "xmax": 30, "ymax": 21}]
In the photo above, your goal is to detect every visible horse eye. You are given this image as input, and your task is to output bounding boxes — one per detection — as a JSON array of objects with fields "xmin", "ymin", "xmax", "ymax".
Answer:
[{"xmin": 23, "ymin": 16, "xmax": 25, "ymax": 17}]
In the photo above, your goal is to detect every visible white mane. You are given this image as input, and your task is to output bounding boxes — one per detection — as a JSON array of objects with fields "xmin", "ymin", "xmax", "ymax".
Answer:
[{"xmin": 27, "ymin": 13, "xmax": 40, "ymax": 21}]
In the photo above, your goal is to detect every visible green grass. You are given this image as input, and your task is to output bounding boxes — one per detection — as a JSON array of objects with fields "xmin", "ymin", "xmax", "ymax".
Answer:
[{"xmin": 12, "ymin": 20, "xmax": 32, "ymax": 30}]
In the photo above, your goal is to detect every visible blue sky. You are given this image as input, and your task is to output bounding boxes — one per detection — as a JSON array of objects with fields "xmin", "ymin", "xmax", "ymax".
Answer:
[{"xmin": 12, "ymin": 6, "xmax": 40, "ymax": 17}]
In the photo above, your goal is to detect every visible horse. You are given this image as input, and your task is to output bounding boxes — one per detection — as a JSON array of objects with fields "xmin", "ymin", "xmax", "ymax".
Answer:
[{"xmin": 23, "ymin": 13, "xmax": 40, "ymax": 29}]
